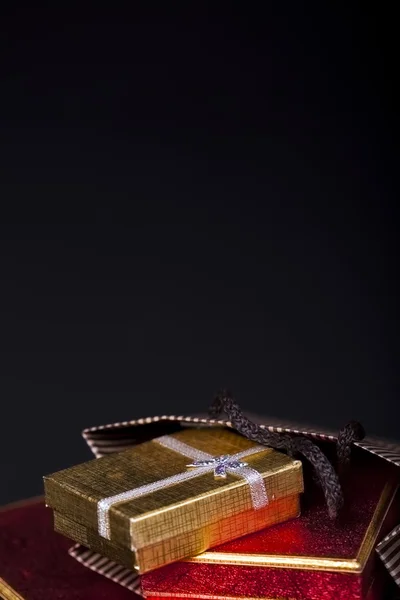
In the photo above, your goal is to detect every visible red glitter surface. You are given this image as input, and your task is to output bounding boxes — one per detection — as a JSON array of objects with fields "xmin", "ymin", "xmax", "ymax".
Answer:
[
  {"xmin": 142, "ymin": 452, "xmax": 398, "ymax": 600},
  {"xmin": 0, "ymin": 500, "xmax": 136, "ymax": 600},
  {"xmin": 146, "ymin": 577, "xmax": 385, "ymax": 600},
  {"xmin": 143, "ymin": 563, "xmax": 361, "ymax": 600}
]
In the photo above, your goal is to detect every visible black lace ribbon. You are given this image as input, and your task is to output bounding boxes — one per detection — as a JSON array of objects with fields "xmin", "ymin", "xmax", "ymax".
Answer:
[{"xmin": 209, "ymin": 390, "xmax": 365, "ymax": 519}]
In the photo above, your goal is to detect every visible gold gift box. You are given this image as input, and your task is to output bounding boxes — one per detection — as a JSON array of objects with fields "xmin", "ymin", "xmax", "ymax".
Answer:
[{"xmin": 44, "ymin": 427, "xmax": 303, "ymax": 574}]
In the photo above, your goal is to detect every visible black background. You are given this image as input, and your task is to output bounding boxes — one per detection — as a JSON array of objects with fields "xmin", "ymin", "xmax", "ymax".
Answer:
[{"xmin": 0, "ymin": 4, "xmax": 397, "ymax": 506}]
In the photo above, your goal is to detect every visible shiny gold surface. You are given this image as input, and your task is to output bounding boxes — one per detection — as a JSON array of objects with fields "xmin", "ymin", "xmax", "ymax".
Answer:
[
  {"xmin": 187, "ymin": 482, "xmax": 398, "ymax": 574},
  {"xmin": 54, "ymin": 511, "xmax": 136, "ymax": 568},
  {"xmin": 45, "ymin": 427, "xmax": 303, "ymax": 573},
  {"xmin": 356, "ymin": 482, "xmax": 397, "ymax": 569},
  {"xmin": 0, "ymin": 578, "xmax": 25, "ymax": 600},
  {"xmin": 45, "ymin": 428, "xmax": 303, "ymax": 550},
  {"xmin": 54, "ymin": 494, "xmax": 301, "ymax": 573},
  {"xmin": 188, "ymin": 551, "xmax": 362, "ymax": 572}
]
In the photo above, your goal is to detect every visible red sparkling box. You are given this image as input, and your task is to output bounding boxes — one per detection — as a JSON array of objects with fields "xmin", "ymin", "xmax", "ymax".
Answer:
[{"xmin": 141, "ymin": 450, "xmax": 400, "ymax": 600}]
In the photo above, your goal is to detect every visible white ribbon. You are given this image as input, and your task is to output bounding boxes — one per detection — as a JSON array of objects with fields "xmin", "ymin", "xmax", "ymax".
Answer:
[{"xmin": 97, "ymin": 435, "xmax": 269, "ymax": 541}]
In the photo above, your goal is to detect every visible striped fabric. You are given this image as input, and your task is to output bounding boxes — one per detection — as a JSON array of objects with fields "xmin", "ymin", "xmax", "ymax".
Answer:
[
  {"xmin": 377, "ymin": 524, "xmax": 400, "ymax": 587},
  {"xmin": 68, "ymin": 414, "xmax": 400, "ymax": 593},
  {"xmin": 69, "ymin": 543, "xmax": 142, "ymax": 594}
]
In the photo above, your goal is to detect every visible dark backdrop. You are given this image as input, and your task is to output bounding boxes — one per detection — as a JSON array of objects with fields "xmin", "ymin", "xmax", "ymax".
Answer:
[{"xmin": 0, "ymin": 5, "xmax": 397, "ymax": 506}]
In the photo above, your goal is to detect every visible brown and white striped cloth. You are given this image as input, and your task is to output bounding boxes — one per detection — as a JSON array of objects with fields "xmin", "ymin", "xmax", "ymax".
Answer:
[{"xmin": 68, "ymin": 414, "xmax": 400, "ymax": 594}]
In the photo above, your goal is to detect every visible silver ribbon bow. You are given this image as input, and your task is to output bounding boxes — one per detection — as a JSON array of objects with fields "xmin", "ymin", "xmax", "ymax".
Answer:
[
  {"xmin": 187, "ymin": 454, "xmax": 249, "ymax": 477},
  {"xmin": 97, "ymin": 435, "xmax": 269, "ymax": 543}
]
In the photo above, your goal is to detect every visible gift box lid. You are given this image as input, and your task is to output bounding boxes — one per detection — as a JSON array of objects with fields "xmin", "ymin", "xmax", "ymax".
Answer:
[
  {"xmin": 44, "ymin": 427, "xmax": 303, "ymax": 557},
  {"xmin": 140, "ymin": 449, "xmax": 400, "ymax": 600}
]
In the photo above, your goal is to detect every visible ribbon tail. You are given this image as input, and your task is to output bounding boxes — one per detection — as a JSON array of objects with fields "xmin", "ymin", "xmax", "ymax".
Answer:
[{"xmin": 228, "ymin": 465, "xmax": 268, "ymax": 509}]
